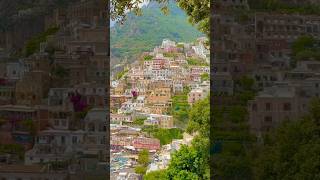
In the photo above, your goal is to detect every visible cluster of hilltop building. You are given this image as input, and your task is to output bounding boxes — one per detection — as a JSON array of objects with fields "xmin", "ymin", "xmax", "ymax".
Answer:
[
  {"xmin": 110, "ymin": 38, "xmax": 209, "ymax": 179},
  {"xmin": 0, "ymin": 0, "xmax": 108, "ymax": 179},
  {"xmin": 111, "ymin": 38, "xmax": 210, "ymax": 128},
  {"xmin": 213, "ymin": 0, "xmax": 320, "ymax": 136}
]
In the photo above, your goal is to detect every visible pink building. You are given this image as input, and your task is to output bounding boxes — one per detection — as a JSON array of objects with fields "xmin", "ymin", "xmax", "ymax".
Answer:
[
  {"xmin": 188, "ymin": 88, "xmax": 208, "ymax": 105},
  {"xmin": 133, "ymin": 137, "xmax": 160, "ymax": 151}
]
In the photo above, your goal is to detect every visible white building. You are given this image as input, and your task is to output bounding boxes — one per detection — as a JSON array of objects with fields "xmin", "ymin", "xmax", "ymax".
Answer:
[{"xmin": 161, "ymin": 39, "xmax": 176, "ymax": 48}]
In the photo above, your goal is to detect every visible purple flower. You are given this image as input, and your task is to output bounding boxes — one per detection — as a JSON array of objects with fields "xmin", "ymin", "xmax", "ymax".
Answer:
[
  {"xmin": 70, "ymin": 92, "xmax": 88, "ymax": 112},
  {"xmin": 131, "ymin": 90, "xmax": 138, "ymax": 97}
]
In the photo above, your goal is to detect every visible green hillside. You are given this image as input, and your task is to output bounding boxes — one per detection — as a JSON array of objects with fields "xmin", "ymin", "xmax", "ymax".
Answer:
[{"xmin": 110, "ymin": 1, "xmax": 204, "ymax": 62}]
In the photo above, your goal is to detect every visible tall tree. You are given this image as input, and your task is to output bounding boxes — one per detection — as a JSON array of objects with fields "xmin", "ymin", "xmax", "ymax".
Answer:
[
  {"xmin": 110, "ymin": 0, "xmax": 210, "ymax": 35},
  {"xmin": 253, "ymin": 98, "xmax": 320, "ymax": 179}
]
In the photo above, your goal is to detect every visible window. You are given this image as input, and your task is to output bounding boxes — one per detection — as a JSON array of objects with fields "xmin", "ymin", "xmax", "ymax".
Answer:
[
  {"xmin": 264, "ymin": 116, "xmax": 272, "ymax": 123},
  {"xmin": 61, "ymin": 136, "xmax": 65, "ymax": 144},
  {"xmin": 72, "ymin": 136, "xmax": 77, "ymax": 144},
  {"xmin": 252, "ymin": 104, "xmax": 257, "ymax": 111},
  {"xmin": 283, "ymin": 103, "xmax": 291, "ymax": 111},
  {"xmin": 61, "ymin": 120, "xmax": 67, "ymax": 126},
  {"xmin": 266, "ymin": 103, "xmax": 271, "ymax": 111},
  {"xmin": 54, "ymin": 120, "xmax": 59, "ymax": 126}
]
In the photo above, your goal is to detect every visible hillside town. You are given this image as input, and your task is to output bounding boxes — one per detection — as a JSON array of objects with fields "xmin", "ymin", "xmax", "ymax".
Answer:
[
  {"xmin": 0, "ymin": 0, "xmax": 108, "ymax": 179},
  {"xmin": 110, "ymin": 38, "xmax": 210, "ymax": 179},
  {"xmin": 213, "ymin": 0, "xmax": 320, "ymax": 136}
]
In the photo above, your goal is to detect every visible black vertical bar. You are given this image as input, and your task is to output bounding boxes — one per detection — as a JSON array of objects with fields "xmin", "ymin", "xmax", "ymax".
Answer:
[
  {"xmin": 210, "ymin": 0, "xmax": 214, "ymax": 179},
  {"xmin": 106, "ymin": 0, "xmax": 111, "ymax": 179}
]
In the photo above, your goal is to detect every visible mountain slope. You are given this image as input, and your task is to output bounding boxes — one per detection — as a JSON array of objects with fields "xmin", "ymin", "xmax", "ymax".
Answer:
[{"xmin": 110, "ymin": 1, "xmax": 203, "ymax": 64}]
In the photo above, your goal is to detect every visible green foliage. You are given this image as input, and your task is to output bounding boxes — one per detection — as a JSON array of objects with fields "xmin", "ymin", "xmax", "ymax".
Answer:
[
  {"xmin": 251, "ymin": 98, "xmax": 320, "ymax": 179},
  {"xmin": 144, "ymin": 170, "xmax": 167, "ymax": 180},
  {"xmin": 135, "ymin": 149, "xmax": 149, "ymax": 175},
  {"xmin": 170, "ymin": 87, "xmax": 191, "ymax": 128},
  {"xmin": 0, "ymin": 144, "xmax": 25, "ymax": 160},
  {"xmin": 201, "ymin": 73, "xmax": 209, "ymax": 82},
  {"xmin": 228, "ymin": 106, "xmax": 248, "ymax": 124},
  {"xmin": 292, "ymin": 35, "xmax": 316, "ymax": 55},
  {"xmin": 135, "ymin": 165, "xmax": 147, "ymax": 175},
  {"xmin": 290, "ymin": 35, "xmax": 320, "ymax": 63},
  {"xmin": 111, "ymin": 0, "xmax": 209, "ymax": 35},
  {"xmin": 52, "ymin": 65, "xmax": 69, "ymax": 78},
  {"xmin": 177, "ymin": 0, "xmax": 210, "ymax": 35},
  {"xmin": 24, "ymin": 26, "xmax": 59, "ymax": 57},
  {"xmin": 111, "ymin": 1, "xmax": 204, "ymax": 61},
  {"xmin": 142, "ymin": 126, "xmax": 183, "ymax": 145},
  {"xmin": 138, "ymin": 149, "xmax": 150, "ymax": 166},
  {"xmin": 163, "ymin": 52, "xmax": 178, "ymax": 58},
  {"xmin": 237, "ymin": 76, "xmax": 255, "ymax": 91},
  {"xmin": 162, "ymin": 95, "xmax": 210, "ymax": 180},
  {"xmin": 211, "ymin": 90, "xmax": 256, "ymax": 179},
  {"xmin": 253, "ymin": 118, "xmax": 320, "ymax": 179},
  {"xmin": 187, "ymin": 57, "xmax": 208, "ymax": 66},
  {"xmin": 115, "ymin": 69, "xmax": 128, "ymax": 80},
  {"xmin": 20, "ymin": 119, "xmax": 37, "ymax": 136},
  {"xmin": 233, "ymin": 76, "xmax": 257, "ymax": 105},
  {"xmin": 248, "ymin": 0, "xmax": 320, "ymax": 15},
  {"xmin": 166, "ymin": 145, "xmax": 209, "ymax": 180},
  {"xmin": 45, "ymin": 160, "xmax": 70, "ymax": 170},
  {"xmin": 143, "ymin": 55, "xmax": 153, "ymax": 61},
  {"xmin": 133, "ymin": 117, "xmax": 147, "ymax": 126},
  {"xmin": 187, "ymin": 96, "xmax": 210, "ymax": 137},
  {"xmin": 142, "ymin": 125, "xmax": 159, "ymax": 136},
  {"xmin": 153, "ymin": 128, "xmax": 183, "ymax": 145},
  {"xmin": 177, "ymin": 43, "xmax": 184, "ymax": 48},
  {"xmin": 212, "ymin": 153, "xmax": 253, "ymax": 180},
  {"xmin": 310, "ymin": 97, "xmax": 320, "ymax": 121}
]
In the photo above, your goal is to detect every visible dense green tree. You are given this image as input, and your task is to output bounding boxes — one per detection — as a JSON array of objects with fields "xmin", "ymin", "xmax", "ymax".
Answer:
[
  {"xmin": 201, "ymin": 73, "xmax": 209, "ymax": 82},
  {"xmin": 166, "ymin": 145, "xmax": 208, "ymax": 180},
  {"xmin": 142, "ymin": 126, "xmax": 183, "ymax": 145},
  {"xmin": 228, "ymin": 105, "xmax": 248, "ymax": 123},
  {"xmin": 253, "ymin": 118, "xmax": 320, "ymax": 179},
  {"xmin": 173, "ymin": 170, "xmax": 200, "ymax": 180},
  {"xmin": 135, "ymin": 165, "xmax": 147, "ymax": 175},
  {"xmin": 164, "ymin": 97, "xmax": 210, "ymax": 180},
  {"xmin": 187, "ymin": 96, "xmax": 209, "ymax": 137},
  {"xmin": 52, "ymin": 65, "xmax": 69, "ymax": 78},
  {"xmin": 110, "ymin": 0, "xmax": 209, "ymax": 35},
  {"xmin": 24, "ymin": 26, "xmax": 59, "ymax": 57},
  {"xmin": 144, "ymin": 170, "xmax": 167, "ymax": 180},
  {"xmin": 248, "ymin": 0, "xmax": 320, "ymax": 15},
  {"xmin": 310, "ymin": 97, "xmax": 320, "ymax": 122},
  {"xmin": 132, "ymin": 117, "xmax": 147, "ymax": 126},
  {"xmin": 20, "ymin": 119, "xmax": 37, "ymax": 137},
  {"xmin": 111, "ymin": 1, "xmax": 203, "ymax": 63},
  {"xmin": 135, "ymin": 149, "xmax": 150, "ymax": 175},
  {"xmin": 292, "ymin": 35, "xmax": 316, "ymax": 55},
  {"xmin": 170, "ymin": 89, "xmax": 190, "ymax": 128},
  {"xmin": 153, "ymin": 128, "xmax": 183, "ymax": 145},
  {"xmin": 253, "ymin": 98, "xmax": 320, "ymax": 179},
  {"xmin": 138, "ymin": 149, "xmax": 149, "ymax": 166}
]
